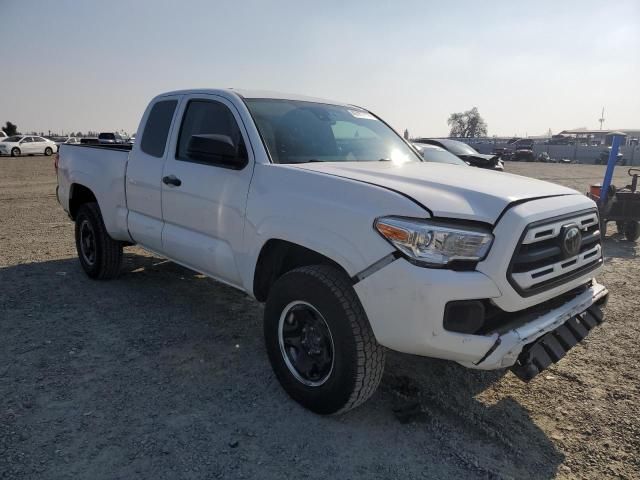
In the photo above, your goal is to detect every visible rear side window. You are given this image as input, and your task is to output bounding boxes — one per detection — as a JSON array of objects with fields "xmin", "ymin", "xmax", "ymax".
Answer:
[{"xmin": 141, "ymin": 100, "xmax": 178, "ymax": 158}]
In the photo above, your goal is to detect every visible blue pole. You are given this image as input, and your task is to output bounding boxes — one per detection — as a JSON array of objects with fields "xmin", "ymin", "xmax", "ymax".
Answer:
[{"xmin": 599, "ymin": 134, "xmax": 623, "ymax": 206}]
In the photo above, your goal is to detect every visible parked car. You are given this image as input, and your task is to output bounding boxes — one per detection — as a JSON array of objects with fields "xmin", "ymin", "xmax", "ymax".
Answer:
[
  {"xmin": 0, "ymin": 135, "xmax": 57, "ymax": 156},
  {"xmin": 54, "ymin": 137, "xmax": 81, "ymax": 150},
  {"xmin": 128, "ymin": 134, "xmax": 136, "ymax": 144},
  {"xmin": 511, "ymin": 149, "xmax": 536, "ymax": 162},
  {"xmin": 597, "ymin": 149, "xmax": 625, "ymax": 166},
  {"xmin": 98, "ymin": 132, "xmax": 125, "ymax": 144},
  {"xmin": 414, "ymin": 138, "xmax": 504, "ymax": 171},
  {"xmin": 56, "ymin": 88, "xmax": 608, "ymax": 414},
  {"xmin": 412, "ymin": 142, "xmax": 468, "ymax": 166},
  {"xmin": 507, "ymin": 137, "xmax": 534, "ymax": 150},
  {"xmin": 0, "ymin": 131, "xmax": 7, "ymax": 140}
]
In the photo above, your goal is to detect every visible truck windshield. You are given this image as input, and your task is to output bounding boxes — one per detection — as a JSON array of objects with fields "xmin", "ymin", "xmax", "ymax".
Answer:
[{"xmin": 244, "ymin": 99, "xmax": 421, "ymax": 164}]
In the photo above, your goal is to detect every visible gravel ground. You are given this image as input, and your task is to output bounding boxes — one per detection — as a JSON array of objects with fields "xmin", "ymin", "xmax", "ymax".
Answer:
[{"xmin": 0, "ymin": 157, "xmax": 638, "ymax": 479}]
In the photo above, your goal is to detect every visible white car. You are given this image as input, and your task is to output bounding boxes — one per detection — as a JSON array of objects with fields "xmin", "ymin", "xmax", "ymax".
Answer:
[
  {"xmin": 54, "ymin": 137, "xmax": 81, "ymax": 150},
  {"xmin": 56, "ymin": 89, "xmax": 608, "ymax": 414},
  {"xmin": 0, "ymin": 135, "xmax": 57, "ymax": 157},
  {"xmin": 0, "ymin": 131, "xmax": 7, "ymax": 140}
]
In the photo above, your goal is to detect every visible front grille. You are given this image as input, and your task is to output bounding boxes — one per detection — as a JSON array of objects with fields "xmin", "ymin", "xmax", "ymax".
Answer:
[{"xmin": 508, "ymin": 209, "xmax": 602, "ymax": 297}]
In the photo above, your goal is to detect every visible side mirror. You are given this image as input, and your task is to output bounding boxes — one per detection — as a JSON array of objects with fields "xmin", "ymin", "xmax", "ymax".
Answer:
[{"xmin": 187, "ymin": 134, "xmax": 239, "ymax": 164}]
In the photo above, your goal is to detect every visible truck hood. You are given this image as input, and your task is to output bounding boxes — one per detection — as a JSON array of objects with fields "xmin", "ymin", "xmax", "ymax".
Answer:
[{"xmin": 291, "ymin": 161, "xmax": 577, "ymax": 224}]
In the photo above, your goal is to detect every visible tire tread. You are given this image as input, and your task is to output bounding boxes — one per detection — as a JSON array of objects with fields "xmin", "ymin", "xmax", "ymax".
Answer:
[
  {"xmin": 290, "ymin": 265, "xmax": 385, "ymax": 414},
  {"xmin": 76, "ymin": 202, "xmax": 123, "ymax": 279}
]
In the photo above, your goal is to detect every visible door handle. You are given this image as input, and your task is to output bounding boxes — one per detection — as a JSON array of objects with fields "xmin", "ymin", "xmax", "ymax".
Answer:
[{"xmin": 162, "ymin": 175, "xmax": 182, "ymax": 187}]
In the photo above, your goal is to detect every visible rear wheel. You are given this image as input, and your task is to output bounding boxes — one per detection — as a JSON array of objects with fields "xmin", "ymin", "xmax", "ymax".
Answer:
[
  {"xmin": 11, "ymin": 147, "xmax": 20, "ymax": 157},
  {"xmin": 624, "ymin": 221, "xmax": 640, "ymax": 242},
  {"xmin": 74, "ymin": 202, "xmax": 123, "ymax": 279},
  {"xmin": 44, "ymin": 147, "xmax": 53, "ymax": 156},
  {"xmin": 264, "ymin": 265, "xmax": 385, "ymax": 414}
]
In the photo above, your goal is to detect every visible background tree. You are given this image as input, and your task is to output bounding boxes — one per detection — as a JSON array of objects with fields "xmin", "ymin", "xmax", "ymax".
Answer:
[
  {"xmin": 447, "ymin": 107, "xmax": 487, "ymax": 138},
  {"xmin": 2, "ymin": 121, "xmax": 18, "ymax": 136}
]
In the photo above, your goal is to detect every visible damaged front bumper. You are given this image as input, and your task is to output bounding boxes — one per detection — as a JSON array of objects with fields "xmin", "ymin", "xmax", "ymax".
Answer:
[{"xmin": 461, "ymin": 280, "xmax": 608, "ymax": 377}]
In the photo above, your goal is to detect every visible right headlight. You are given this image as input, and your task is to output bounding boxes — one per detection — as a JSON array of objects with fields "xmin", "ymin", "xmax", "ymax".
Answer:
[{"xmin": 374, "ymin": 216, "xmax": 493, "ymax": 267}]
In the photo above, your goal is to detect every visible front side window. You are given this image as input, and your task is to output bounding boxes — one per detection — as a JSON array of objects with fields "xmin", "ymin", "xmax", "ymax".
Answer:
[
  {"xmin": 176, "ymin": 99, "xmax": 247, "ymax": 168},
  {"xmin": 98, "ymin": 133, "xmax": 115, "ymax": 140},
  {"xmin": 244, "ymin": 99, "xmax": 420, "ymax": 164},
  {"xmin": 23, "ymin": 137, "xmax": 33, "ymax": 143},
  {"xmin": 140, "ymin": 100, "xmax": 177, "ymax": 158}
]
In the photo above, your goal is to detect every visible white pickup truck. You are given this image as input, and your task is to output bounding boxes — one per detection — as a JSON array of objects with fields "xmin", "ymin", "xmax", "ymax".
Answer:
[{"xmin": 56, "ymin": 89, "xmax": 608, "ymax": 414}]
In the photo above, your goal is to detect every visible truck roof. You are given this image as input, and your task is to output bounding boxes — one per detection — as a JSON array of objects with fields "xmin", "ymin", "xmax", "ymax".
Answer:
[{"xmin": 156, "ymin": 88, "xmax": 351, "ymax": 107}]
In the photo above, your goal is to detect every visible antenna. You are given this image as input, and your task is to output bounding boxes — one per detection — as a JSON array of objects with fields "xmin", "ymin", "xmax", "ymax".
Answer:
[{"xmin": 598, "ymin": 107, "xmax": 605, "ymax": 130}]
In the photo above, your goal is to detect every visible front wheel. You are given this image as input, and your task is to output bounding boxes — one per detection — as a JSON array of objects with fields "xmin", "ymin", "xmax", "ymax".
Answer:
[
  {"xmin": 74, "ymin": 202, "xmax": 123, "ymax": 279},
  {"xmin": 264, "ymin": 265, "xmax": 385, "ymax": 414},
  {"xmin": 11, "ymin": 147, "xmax": 20, "ymax": 157},
  {"xmin": 44, "ymin": 147, "xmax": 53, "ymax": 156}
]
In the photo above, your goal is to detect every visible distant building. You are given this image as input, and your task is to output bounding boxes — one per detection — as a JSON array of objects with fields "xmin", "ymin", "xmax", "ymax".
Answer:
[{"xmin": 556, "ymin": 128, "xmax": 640, "ymax": 146}]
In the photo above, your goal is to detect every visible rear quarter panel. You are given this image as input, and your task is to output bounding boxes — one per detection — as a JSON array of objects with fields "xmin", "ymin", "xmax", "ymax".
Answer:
[{"xmin": 57, "ymin": 145, "xmax": 132, "ymax": 242}]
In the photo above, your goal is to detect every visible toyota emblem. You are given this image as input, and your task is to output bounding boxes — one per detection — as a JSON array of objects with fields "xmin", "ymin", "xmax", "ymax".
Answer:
[{"xmin": 560, "ymin": 224, "xmax": 582, "ymax": 258}]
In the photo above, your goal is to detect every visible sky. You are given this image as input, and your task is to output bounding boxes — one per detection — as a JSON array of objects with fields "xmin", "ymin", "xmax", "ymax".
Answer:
[{"xmin": 0, "ymin": 0, "xmax": 638, "ymax": 137}]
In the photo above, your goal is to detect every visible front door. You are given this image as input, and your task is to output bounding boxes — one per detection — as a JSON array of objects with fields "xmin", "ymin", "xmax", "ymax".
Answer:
[{"xmin": 160, "ymin": 94, "xmax": 254, "ymax": 287}]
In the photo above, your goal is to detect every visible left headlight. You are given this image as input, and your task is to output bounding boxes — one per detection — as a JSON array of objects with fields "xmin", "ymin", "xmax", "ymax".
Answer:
[{"xmin": 374, "ymin": 216, "xmax": 493, "ymax": 267}]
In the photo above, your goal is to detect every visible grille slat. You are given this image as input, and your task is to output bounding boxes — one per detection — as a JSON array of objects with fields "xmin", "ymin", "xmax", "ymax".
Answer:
[{"xmin": 508, "ymin": 210, "xmax": 603, "ymax": 297}]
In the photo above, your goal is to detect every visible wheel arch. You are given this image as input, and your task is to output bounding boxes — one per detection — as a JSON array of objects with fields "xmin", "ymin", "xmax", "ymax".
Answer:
[
  {"xmin": 252, "ymin": 239, "xmax": 352, "ymax": 302},
  {"xmin": 68, "ymin": 183, "xmax": 98, "ymax": 220}
]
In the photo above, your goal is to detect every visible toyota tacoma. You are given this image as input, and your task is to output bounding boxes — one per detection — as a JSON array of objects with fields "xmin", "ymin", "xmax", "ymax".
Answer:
[{"xmin": 56, "ymin": 89, "xmax": 608, "ymax": 414}]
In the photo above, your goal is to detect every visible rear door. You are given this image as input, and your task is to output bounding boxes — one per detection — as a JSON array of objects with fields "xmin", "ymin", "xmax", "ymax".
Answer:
[
  {"xmin": 160, "ymin": 94, "xmax": 253, "ymax": 287},
  {"xmin": 126, "ymin": 96, "xmax": 181, "ymax": 252},
  {"xmin": 33, "ymin": 137, "xmax": 48, "ymax": 153},
  {"xmin": 21, "ymin": 137, "xmax": 36, "ymax": 153}
]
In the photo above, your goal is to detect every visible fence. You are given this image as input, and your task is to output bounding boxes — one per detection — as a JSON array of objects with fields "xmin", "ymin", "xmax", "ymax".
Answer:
[{"xmin": 468, "ymin": 142, "xmax": 639, "ymax": 165}]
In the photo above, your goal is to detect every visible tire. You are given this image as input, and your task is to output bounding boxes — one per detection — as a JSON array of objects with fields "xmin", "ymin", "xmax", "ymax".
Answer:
[
  {"xmin": 624, "ymin": 221, "xmax": 640, "ymax": 242},
  {"xmin": 264, "ymin": 265, "xmax": 385, "ymax": 415},
  {"xmin": 11, "ymin": 147, "xmax": 20, "ymax": 157},
  {"xmin": 44, "ymin": 147, "xmax": 53, "ymax": 156},
  {"xmin": 74, "ymin": 202, "xmax": 123, "ymax": 279}
]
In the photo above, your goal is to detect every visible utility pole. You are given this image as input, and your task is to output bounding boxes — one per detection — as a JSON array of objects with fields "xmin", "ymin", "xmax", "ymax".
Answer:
[{"xmin": 598, "ymin": 107, "xmax": 605, "ymax": 130}]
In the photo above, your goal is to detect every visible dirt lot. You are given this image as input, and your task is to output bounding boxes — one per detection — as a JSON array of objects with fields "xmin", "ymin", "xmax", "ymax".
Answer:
[{"xmin": 1, "ymin": 157, "xmax": 638, "ymax": 479}]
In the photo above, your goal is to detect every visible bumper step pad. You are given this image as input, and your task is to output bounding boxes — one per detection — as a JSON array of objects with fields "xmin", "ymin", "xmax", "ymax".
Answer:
[{"xmin": 511, "ymin": 305, "xmax": 604, "ymax": 382}]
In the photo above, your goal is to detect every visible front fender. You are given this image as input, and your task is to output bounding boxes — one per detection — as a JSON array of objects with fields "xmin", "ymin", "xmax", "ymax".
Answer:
[{"xmin": 240, "ymin": 163, "xmax": 428, "ymax": 293}]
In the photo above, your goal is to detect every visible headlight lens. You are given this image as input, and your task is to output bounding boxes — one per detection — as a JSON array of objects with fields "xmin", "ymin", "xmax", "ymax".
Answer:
[{"xmin": 374, "ymin": 216, "xmax": 493, "ymax": 266}]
